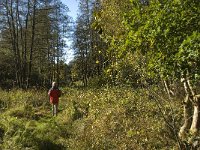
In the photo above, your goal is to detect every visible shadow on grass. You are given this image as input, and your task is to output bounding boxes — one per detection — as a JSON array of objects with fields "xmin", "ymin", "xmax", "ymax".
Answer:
[
  {"xmin": 0, "ymin": 127, "xmax": 4, "ymax": 144},
  {"xmin": 38, "ymin": 139, "xmax": 66, "ymax": 150}
]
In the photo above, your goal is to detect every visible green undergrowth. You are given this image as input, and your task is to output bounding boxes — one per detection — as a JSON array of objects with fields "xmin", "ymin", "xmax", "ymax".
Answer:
[{"xmin": 0, "ymin": 87, "xmax": 182, "ymax": 149}]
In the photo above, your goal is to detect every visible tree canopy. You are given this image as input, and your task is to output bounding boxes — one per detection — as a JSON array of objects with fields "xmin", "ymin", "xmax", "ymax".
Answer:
[{"xmin": 0, "ymin": 0, "xmax": 200, "ymax": 148}]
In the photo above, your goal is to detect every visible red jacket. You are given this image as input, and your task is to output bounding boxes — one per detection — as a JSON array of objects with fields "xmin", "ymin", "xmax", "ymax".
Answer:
[{"xmin": 48, "ymin": 88, "xmax": 61, "ymax": 104}]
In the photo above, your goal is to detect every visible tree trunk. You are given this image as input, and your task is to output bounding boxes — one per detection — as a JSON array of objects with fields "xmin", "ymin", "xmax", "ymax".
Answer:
[
  {"xmin": 26, "ymin": 0, "xmax": 36, "ymax": 88},
  {"xmin": 6, "ymin": 0, "xmax": 22, "ymax": 88},
  {"xmin": 190, "ymin": 95, "xmax": 200, "ymax": 134},
  {"xmin": 163, "ymin": 80, "xmax": 174, "ymax": 98},
  {"xmin": 179, "ymin": 72, "xmax": 200, "ymax": 148},
  {"xmin": 186, "ymin": 78, "xmax": 200, "ymax": 135},
  {"xmin": 179, "ymin": 78, "xmax": 193, "ymax": 139},
  {"xmin": 179, "ymin": 93, "xmax": 193, "ymax": 139}
]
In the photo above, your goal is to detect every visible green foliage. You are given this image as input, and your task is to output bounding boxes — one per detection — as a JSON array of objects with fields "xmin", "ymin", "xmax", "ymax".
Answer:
[
  {"xmin": 65, "ymin": 87, "xmax": 182, "ymax": 149},
  {"xmin": 0, "ymin": 87, "xmax": 182, "ymax": 149},
  {"xmin": 120, "ymin": 0, "xmax": 200, "ymax": 83},
  {"xmin": 1, "ymin": 0, "xmax": 199, "ymax": 148},
  {"xmin": 0, "ymin": 49, "xmax": 15, "ymax": 88},
  {"xmin": 0, "ymin": 0, "xmax": 70, "ymax": 89},
  {"xmin": 0, "ymin": 89, "xmax": 68, "ymax": 149},
  {"xmin": 176, "ymin": 32, "xmax": 200, "ymax": 81}
]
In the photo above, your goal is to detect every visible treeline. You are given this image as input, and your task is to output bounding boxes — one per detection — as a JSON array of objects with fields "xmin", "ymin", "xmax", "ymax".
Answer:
[
  {"xmin": 0, "ymin": 0, "xmax": 70, "ymax": 89},
  {"xmin": 71, "ymin": 0, "xmax": 200, "ymax": 147},
  {"xmin": 72, "ymin": 0, "xmax": 200, "ymax": 88},
  {"xmin": 0, "ymin": 0, "xmax": 200, "ymax": 146}
]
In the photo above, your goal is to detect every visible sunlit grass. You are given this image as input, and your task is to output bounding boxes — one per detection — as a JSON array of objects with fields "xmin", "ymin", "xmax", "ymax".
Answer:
[{"xmin": 0, "ymin": 87, "xmax": 182, "ymax": 149}]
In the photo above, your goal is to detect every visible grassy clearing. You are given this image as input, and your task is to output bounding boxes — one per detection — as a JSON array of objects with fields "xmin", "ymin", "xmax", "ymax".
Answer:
[{"xmin": 0, "ymin": 87, "xmax": 182, "ymax": 149}]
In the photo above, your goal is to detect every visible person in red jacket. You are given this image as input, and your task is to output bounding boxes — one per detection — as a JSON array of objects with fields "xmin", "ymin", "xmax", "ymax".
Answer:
[{"xmin": 48, "ymin": 82, "xmax": 61, "ymax": 116}]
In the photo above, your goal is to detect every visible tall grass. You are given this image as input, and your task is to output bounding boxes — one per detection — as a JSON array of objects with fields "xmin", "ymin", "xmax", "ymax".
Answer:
[{"xmin": 0, "ymin": 87, "xmax": 182, "ymax": 149}]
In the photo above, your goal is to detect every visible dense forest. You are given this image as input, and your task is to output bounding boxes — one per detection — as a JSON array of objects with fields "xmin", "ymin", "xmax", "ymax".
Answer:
[{"xmin": 0, "ymin": 0, "xmax": 200, "ymax": 149}]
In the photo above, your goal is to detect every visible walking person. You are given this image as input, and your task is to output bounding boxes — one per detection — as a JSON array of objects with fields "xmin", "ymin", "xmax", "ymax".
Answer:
[{"xmin": 48, "ymin": 82, "xmax": 61, "ymax": 116}]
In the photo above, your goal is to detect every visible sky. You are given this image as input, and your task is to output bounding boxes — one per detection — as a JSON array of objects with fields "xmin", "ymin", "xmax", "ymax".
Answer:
[
  {"xmin": 61, "ymin": 0, "xmax": 79, "ymax": 20},
  {"xmin": 61, "ymin": 0, "xmax": 79, "ymax": 63}
]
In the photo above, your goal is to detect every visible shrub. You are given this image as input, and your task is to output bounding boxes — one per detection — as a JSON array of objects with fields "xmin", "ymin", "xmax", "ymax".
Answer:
[{"xmin": 0, "ymin": 87, "xmax": 182, "ymax": 149}]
